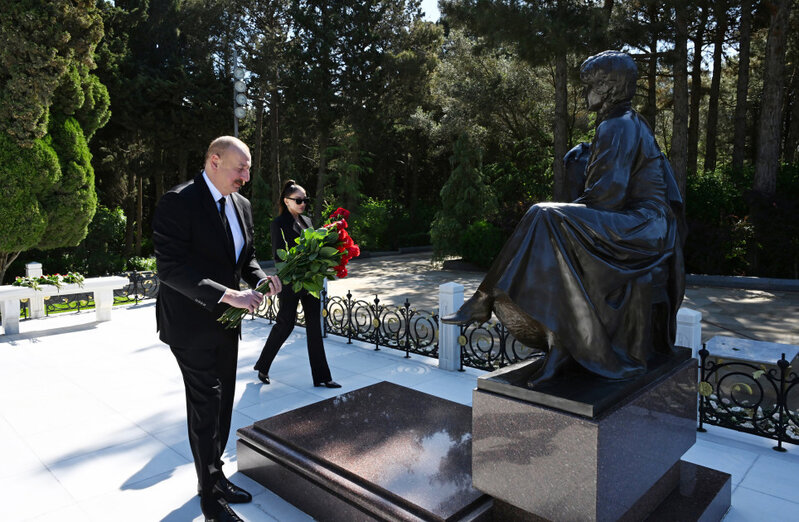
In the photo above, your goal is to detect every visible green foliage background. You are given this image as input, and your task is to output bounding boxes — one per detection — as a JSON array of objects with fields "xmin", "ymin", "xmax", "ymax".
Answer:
[{"xmin": 5, "ymin": 0, "xmax": 799, "ymax": 281}]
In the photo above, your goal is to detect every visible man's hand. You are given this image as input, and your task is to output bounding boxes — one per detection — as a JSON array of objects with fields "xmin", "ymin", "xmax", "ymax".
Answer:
[
  {"xmin": 264, "ymin": 275, "xmax": 282, "ymax": 296},
  {"xmin": 221, "ymin": 288, "xmax": 264, "ymax": 313}
]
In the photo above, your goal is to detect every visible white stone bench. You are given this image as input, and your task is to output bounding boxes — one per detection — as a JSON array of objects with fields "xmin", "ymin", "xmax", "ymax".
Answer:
[{"xmin": 0, "ymin": 276, "xmax": 130, "ymax": 335}]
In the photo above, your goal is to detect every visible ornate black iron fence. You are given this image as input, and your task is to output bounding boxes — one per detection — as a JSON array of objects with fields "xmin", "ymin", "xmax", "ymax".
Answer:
[
  {"xmin": 251, "ymin": 290, "xmax": 439, "ymax": 359},
  {"xmin": 113, "ymin": 271, "xmax": 160, "ymax": 304},
  {"xmin": 457, "ymin": 320, "xmax": 543, "ymax": 371},
  {"xmin": 697, "ymin": 346, "xmax": 799, "ymax": 451},
  {"xmin": 249, "ymin": 289, "xmax": 545, "ymax": 370}
]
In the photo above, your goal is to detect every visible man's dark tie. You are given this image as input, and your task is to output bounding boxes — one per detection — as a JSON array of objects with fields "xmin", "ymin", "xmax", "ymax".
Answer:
[{"xmin": 218, "ymin": 197, "xmax": 235, "ymax": 258}]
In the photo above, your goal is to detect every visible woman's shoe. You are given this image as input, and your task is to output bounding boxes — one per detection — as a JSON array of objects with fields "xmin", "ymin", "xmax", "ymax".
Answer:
[
  {"xmin": 314, "ymin": 380, "xmax": 341, "ymax": 388},
  {"xmin": 441, "ymin": 289, "xmax": 493, "ymax": 325},
  {"xmin": 257, "ymin": 371, "xmax": 270, "ymax": 385}
]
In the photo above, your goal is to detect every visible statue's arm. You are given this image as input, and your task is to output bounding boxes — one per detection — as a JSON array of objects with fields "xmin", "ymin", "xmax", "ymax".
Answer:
[{"xmin": 575, "ymin": 118, "xmax": 637, "ymax": 210}]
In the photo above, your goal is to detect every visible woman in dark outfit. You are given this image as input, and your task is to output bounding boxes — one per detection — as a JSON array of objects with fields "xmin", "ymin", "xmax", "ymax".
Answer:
[{"xmin": 253, "ymin": 180, "xmax": 341, "ymax": 388}]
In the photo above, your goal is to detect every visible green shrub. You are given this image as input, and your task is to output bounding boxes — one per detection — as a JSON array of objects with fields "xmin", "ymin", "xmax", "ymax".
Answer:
[
  {"xmin": 325, "ymin": 197, "xmax": 434, "ymax": 252},
  {"xmin": 127, "ymin": 256, "xmax": 156, "ymax": 272},
  {"xmin": 685, "ymin": 167, "xmax": 752, "ymax": 275},
  {"xmin": 458, "ymin": 220, "xmax": 506, "ymax": 269},
  {"xmin": 345, "ymin": 198, "xmax": 392, "ymax": 251},
  {"xmin": 431, "ymin": 134, "xmax": 497, "ymax": 258},
  {"xmin": 7, "ymin": 205, "xmax": 128, "ymax": 277}
]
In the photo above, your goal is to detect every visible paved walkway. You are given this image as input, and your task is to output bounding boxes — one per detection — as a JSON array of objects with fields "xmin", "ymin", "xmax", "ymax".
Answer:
[
  {"xmin": 1, "ymin": 304, "xmax": 799, "ymax": 521},
  {"xmin": 328, "ymin": 252, "xmax": 799, "ymax": 346}
]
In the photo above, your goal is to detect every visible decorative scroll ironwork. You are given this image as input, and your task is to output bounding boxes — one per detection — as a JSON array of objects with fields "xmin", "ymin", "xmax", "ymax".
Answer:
[
  {"xmin": 44, "ymin": 292, "xmax": 94, "ymax": 314},
  {"xmin": 698, "ymin": 346, "xmax": 799, "ymax": 451},
  {"xmin": 114, "ymin": 271, "xmax": 160, "ymax": 304},
  {"xmin": 458, "ymin": 319, "xmax": 543, "ymax": 371},
  {"xmin": 252, "ymin": 294, "xmax": 306, "ymax": 327},
  {"xmin": 321, "ymin": 291, "xmax": 439, "ymax": 359}
]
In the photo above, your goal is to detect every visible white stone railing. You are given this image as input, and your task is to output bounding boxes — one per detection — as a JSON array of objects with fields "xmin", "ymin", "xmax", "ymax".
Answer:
[{"xmin": 0, "ymin": 275, "xmax": 130, "ymax": 336}]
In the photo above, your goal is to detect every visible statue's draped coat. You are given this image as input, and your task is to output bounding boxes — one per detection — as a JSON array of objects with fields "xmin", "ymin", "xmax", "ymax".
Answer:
[{"xmin": 484, "ymin": 102, "xmax": 685, "ymax": 379}]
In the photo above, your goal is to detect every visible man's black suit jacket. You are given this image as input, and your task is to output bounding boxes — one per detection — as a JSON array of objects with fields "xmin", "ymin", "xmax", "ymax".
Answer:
[{"xmin": 153, "ymin": 173, "xmax": 267, "ymax": 348}]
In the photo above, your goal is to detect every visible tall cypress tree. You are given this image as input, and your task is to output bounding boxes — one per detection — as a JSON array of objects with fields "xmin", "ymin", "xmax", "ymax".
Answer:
[{"xmin": 0, "ymin": 0, "xmax": 108, "ymax": 282}]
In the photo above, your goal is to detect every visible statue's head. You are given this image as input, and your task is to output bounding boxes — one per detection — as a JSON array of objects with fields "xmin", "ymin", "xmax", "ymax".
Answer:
[{"xmin": 579, "ymin": 51, "xmax": 637, "ymax": 113}]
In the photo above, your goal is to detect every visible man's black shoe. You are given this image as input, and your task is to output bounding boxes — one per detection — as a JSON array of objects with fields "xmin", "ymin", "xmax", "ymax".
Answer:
[
  {"xmin": 198, "ymin": 476, "xmax": 252, "ymax": 504},
  {"xmin": 204, "ymin": 499, "xmax": 244, "ymax": 522},
  {"xmin": 257, "ymin": 371, "xmax": 270, "ymax": 384}
]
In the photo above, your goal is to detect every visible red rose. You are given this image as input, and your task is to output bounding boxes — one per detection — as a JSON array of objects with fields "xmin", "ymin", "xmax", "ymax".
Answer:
[{"xmin": 330, "ymin": 207, "xmax": 350, "ymax": 220}]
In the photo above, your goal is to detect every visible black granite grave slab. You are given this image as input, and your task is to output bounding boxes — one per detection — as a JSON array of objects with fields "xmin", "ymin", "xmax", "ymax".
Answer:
[{"xmin": 237, "ymin": 381, "xmax": 493, "ymax": 521}]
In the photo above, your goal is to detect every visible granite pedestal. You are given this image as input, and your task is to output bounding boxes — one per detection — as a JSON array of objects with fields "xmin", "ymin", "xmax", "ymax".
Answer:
[
  {"xmin": 237, "ymin": 381, "xmax": 493, "ymax": 521},
  {"xmin": 472, "ymin": 355, "xmax": 731, "ymax": 521}
]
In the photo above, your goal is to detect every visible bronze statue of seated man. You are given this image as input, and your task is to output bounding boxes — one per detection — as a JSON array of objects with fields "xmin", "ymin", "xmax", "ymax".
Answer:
[{"xmin": 442, "ymin": 50, "xmax": 686, "ymax": 387}]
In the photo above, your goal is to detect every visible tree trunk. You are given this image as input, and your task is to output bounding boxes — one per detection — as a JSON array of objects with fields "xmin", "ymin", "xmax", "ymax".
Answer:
[
  {"xmin": 687, "ymin": 4, "xmax": 708, "ymax": 176},
  {"xmin": 136, "ymin": 173, "xmax": 143, "ymax": 256},
  {"xmin": 0, "ymin": 251, "xmax": 21, "ymax": 285},
  {"xmin": 313, "ymin": 125, "xmax": 329, "ymax": 224},
  {"xmin": 124, "ymin": 172, "xmax": 136, "ymax": 256},
  {"xmin": 155, "ymin": 170, "xmax": 164, "ymax": 203},
  {"xmin": 782, "ymin": 67, "xmax": 799, "ymax": 164},
  {"xmin": 732, "ymin": 0, "xmax": 752, "ymax": 171},
  {"xmin": 178, "ymin": 146, "xmax": 188, "ymax": 183},
  {"xmin": 753, "ymin": 0, "xmax": 789, "ymax": 197},
  {"xmin": 253, "ymin": 97, "xmax": 265, "ymax": 204},
  {"xmin": 644, "ymin": 3, "xmax": 660, "ymax": 128},
  {"xmin": 644, "ymin": 48, "xmax": 658, "ymax": 128},
  {"xmin": 671, "ymin": 3, "xmax": 690, "ymax": 198},
  {"xmin": 553, "ymin": 51, "xmax": 568, "ymax": 202},
  {"xmin": 704, "ymin": 0, "xmax": 727, "ymax": 173},
  {"xmin": 269, "ymin": 86, "xmax": 281, "ymax": 215}
]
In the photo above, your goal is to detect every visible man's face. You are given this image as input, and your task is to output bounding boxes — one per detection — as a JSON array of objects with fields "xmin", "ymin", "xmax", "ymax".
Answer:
[{"xmin": 210, "ymin": 146, "xmax": 251, "ymax": 195}]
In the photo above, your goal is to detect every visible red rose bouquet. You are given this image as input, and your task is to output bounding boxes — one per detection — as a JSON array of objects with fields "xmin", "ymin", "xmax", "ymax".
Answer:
[{"xmin": 218, "ymin": 207, "xmax": 359, "ymax": 328}]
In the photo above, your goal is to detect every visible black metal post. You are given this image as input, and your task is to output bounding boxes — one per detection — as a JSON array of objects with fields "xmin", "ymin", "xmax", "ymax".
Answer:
[
  {"xmin": 346, "ymin": 291, "xmax": 353, "ymax": 344},
  {"xmin": 697, "ymin": 345, "xmax": 708, "ymax": 433},
  {"xmin": 403, "ymin": 299, "xmax": 411, "ymax": 358},
  {"xmin": 321, "ymin": 288, "xmax": 328, "ymax": 338},
  {"xmin": 459, "ymin": 324, "xmax": 465, "ymax": 372},
  {"xmin": 774, "ymin": 353, "xmax": 789, "ymax": 452},
  {"xmin": 373, "ymin": 295, "xmax": 380, "ymax": 351}
]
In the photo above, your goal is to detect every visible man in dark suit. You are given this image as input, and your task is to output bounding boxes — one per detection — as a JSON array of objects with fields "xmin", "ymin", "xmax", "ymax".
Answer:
[{"xmin": 153, "ymin": 136, "xmax": 281, "ymax": 522}]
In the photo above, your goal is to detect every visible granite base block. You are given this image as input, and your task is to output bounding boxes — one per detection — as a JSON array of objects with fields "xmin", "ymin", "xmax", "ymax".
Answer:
[
  {"xmin": 472, "ymin": 358, "xmax": 700, "ymax": 522},
  {"xmin": 237, "ymin": 381, "xmax": 493, "ymax": 522},
  {"xmin": 489, "ymin": 460, "xmax": 730, "ymax": 522}
]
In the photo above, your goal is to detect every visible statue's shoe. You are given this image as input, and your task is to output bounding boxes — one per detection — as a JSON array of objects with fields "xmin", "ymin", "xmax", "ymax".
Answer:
[
  {"xmin": 441, "ymin": 290, "xmax": 493, "ymax": 325},
  {"xmin": 525, "ymin": 346, "xmax": 572, "ymax": 388}
]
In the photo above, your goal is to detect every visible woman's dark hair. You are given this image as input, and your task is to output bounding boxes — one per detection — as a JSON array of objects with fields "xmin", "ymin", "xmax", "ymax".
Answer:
[
  {"xmin": 278, "ymin": 179, "xmax": 304, "ymax": 215},
  {"xmin": 579, "ymin": 50, "xmax": 638, "ymax": 106}
]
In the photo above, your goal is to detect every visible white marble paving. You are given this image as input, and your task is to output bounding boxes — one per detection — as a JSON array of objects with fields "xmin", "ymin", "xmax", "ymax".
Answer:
[{"xmin": 1, "ymin": 302, "xmax": 798, "ymax": 521}]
